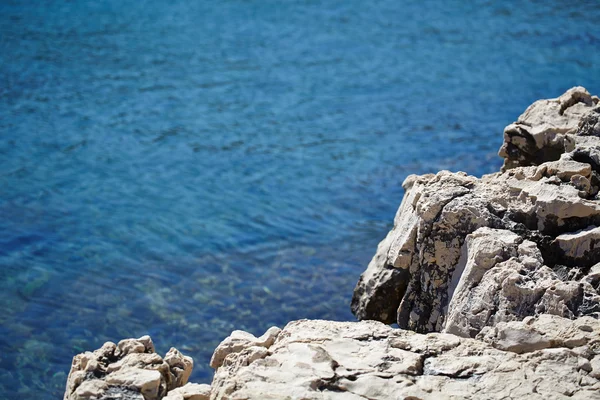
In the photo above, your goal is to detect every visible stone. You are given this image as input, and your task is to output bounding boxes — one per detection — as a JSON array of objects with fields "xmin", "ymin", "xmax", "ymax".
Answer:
[
  {"xmin": 352, "ymin": 87, "xmax": 600, "ymax": 334},
  {"xmin": 163, "ymin": 383, "xmax": 211, "ymax": 400},
  {"xmin": 164, "ymin": 347, "xmax": 194, "ymax": 389},
  {"xmin": 208, "ymin": 319, "xmax": 600, "ymax": 399},
  {"xmin": 105, "ymin": 368, "xmax": 162, "ymax": 399},
  {"xmin": 64, "ymin": 336, "xmax": 193, "ymax": 400},
  {"xmin": 577, "ymin": 106, "xmax": 600, "ymax": 137},
  {"xmin": 553, "ymin": 225, "xmax": 600, "ymax": 261},
  {"xmin": 498, "ymin": 86, "xmax": 598, "ymax": 171},
  {"xmin": 478, "ymin": 314, "xmax": 600, "ymax": 353},
  {"xmin": 210, "ymin": 326, "xmax": 281, "ymax": 369}
]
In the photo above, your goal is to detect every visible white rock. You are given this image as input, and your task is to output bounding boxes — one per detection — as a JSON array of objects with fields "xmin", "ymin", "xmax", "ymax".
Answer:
[
  {"xmin": 105, "ymin": 368, "xmax": 162, "ymax": 399},
  {"xmin": 553, "ymin": 225, "xmax": 600, "ymax": 259},
  {"xmin": 163, "ymin": 383, "xmax": 211, "ymax": 400},
  {"xmin": 64, "ymin": 336, "xmax": 193, "ymax": 400},
  {"xmin": 210, "ymin": 326, "xmax": 281, "ymax": 369},
  {"xmin": 208, "ymin": 319, "xmax": 600, "ymax": 400},
  {"xmin": 353, "ymin": 87, "xmax": 600, "ymax": 334}
]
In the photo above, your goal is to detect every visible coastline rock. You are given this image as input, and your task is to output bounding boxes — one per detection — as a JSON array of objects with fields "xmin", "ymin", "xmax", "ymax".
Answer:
[
  {"xmin": 64, "ymin": 336, "xmax": 193, "ymax": 400},
  {"xmin": 65, "ymin": 88, "xmax": 600, "ymax": 400},
  {"xmin": 498, "ymin": 86, "xmax": 599, "ymax": 171},
  {"xmin": 163, "ymin": 383, "xmax": 211, "ymax": 400},
  {"xmin": 208, "ymin": 318, "xmax": 600, "ymax": 399},
  {"xmin": 352, "ymin": 87, "xmax": 600, "ymax": 335},
  {"xmin": 67, "ymin": 317, "xmax": 600, "ymax": 400},
  {"xmin": 209, "ymin": 326, "xmax": 281, "ymax": 369}
]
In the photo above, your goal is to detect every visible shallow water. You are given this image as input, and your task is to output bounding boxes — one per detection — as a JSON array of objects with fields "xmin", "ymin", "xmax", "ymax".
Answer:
[{"xmin": 1, "ymin": 0, "xmax": 600, "ymax": 398}]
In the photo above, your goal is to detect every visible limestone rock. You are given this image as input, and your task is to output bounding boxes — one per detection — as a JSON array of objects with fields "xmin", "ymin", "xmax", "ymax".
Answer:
[
  {"xmin": 208, "ymin": 319, "xmax": 600, "ymax": 400},
  {"xmin": 498, "ymin": 86, "xmax": 599, "ymax": 171},
  {"xmin": 478, "ymin": 314, "xmax": 600, "ymax": 353},
  {"xmin": 210, "ymin": 326, "xmax": 281, "ymax": 369},
  {"xmin": 64, "ymin": 336, "xmax": 193, "ymax": 400},
  {"xmin": 163, "ymin": 383, "xmax": 211, "ymax": 400},
  {"xmin": 352, "ymin": 87, "xmax": 600, "ymax": 335}
]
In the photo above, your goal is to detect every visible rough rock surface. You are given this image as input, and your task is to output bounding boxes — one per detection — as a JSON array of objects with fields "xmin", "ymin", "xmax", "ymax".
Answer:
[
  {"xmin": 208, "ymin": 318, "xmax": 600, "ymax": 399},
  {"xmin": 163, "ymin": 383, "xmax": 211, "ymax": 400},
  {"xmin": 352, "ymin": 87, "xmax": 600, "ymax": 335},
  {"xmin": 64, "ymin": 336, "xmax": 193, "ymax": 400},
  {"xmin": 499, "ymin": 86, "xmax": 600, "ymax": 170}
]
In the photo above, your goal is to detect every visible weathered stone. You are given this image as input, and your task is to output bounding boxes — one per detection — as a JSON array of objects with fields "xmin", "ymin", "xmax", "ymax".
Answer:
[
  {"xmin": 208, "ymin": 319, "xmax": 600, "ymax": 400},
  {"xmin": 577, "ymin": 106, "xmax": 600, "ymax": 137},
  {"xmin": 64, "ymin": 336, "xmax": 193, "ymax": 400},
  {"xmin": 163, "ymin": 383, "xmax": 211, "ymax": 400},
  {"xmin": 105, "ymin": 368, "xmax": 162, "ymax": 399},
  {"xmin": 210, "ymin": 326, "xmax": 281, "ymax": 369},
  {"xmin": 553, "ymin": 225, "xmax": 600, "ymax": 261},
  {"xmin": 352, "ymin": 87, "xmax": 600, "ymax": 335},
  {"xmin": 164, "ymin": 347, "xmax": 194, "ymax": 389},
  {"xmin": 478, "ymin": 314, "xmax": 600, "ymax": 353},
  {"xmin": 498, "ymin": 86, "xmax": 599, "ymax": 171}
]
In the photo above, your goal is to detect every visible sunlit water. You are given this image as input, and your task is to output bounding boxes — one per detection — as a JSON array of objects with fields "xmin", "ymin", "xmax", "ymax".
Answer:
[{"xmin": 1, "ymin": 0, "xmax": 600, "ymax": 398}]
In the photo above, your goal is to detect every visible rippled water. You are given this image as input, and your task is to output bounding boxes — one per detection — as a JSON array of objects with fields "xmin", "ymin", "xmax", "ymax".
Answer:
[{"xmin": 1, "ymin": 0, "xmax": 600, "ymax": 398}]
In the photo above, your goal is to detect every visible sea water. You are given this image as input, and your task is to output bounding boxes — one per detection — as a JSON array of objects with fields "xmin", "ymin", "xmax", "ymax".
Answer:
[{"xmin": 1, "ymin": 0, "xmax": 600, "ymax": 398}]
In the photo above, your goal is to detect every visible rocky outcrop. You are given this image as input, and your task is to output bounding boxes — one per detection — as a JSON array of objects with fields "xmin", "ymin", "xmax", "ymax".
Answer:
[
  {"xmin": 207, "ymin": 317, "xmax": 600, "ymax": 399},
  {"xmin": 67, "ymin": 315, "xmax": 600, "ymax": 400},
  {"xmin": 65, "ymin": 88, "xmax": 600, "ymax": 400},
  {"xmin": 352, "ymin": 87, "xmax": 600, "ymax": 335},
  {"xmin": 498, "ymin": 86, "xmax": 600, "ymax": 171},
  {"xmin": 64, "ymin": 336, "xmax": 196, "ymax": 400}
]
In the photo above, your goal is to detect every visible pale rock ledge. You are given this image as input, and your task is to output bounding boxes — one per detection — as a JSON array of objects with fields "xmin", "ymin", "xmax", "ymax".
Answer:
[{"xmin": 66, "ymin": 317, "xmax": 600, "ymax": 399}]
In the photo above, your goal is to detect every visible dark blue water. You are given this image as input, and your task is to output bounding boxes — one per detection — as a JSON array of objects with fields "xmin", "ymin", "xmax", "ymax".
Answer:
[{"xmin": 1, "ymin": 0, "xmax": 599, "ymax": 398}]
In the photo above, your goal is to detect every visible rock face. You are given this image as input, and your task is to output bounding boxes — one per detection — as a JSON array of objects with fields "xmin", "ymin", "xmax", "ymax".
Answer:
[
  {"xmin": 64, "ymin": 335, "xmax": 197, "ymax": 400},
  {"xmin": 352, "ymin": 87, "xmax": 600, "ymax": 335},
  {"xmin": 208, "ymin": 317, "xmax": 600, "ymax": 399}
]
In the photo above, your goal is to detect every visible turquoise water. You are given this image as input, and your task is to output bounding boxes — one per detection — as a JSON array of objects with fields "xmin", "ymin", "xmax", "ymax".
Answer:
[{"xmin": 1, "ymin": 0, "xmax": 600, "ymax": 398}]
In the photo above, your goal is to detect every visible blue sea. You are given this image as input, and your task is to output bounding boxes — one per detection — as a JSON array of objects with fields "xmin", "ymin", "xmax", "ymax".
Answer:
[{"xmin": 1, "ymin": 0, "xmax": 599, "ymax": 398}]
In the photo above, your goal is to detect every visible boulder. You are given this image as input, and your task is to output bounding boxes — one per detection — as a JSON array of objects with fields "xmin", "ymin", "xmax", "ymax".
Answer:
[{"xmin": 64, "ymin": 336, "xmax": 193, "ymax": 400}]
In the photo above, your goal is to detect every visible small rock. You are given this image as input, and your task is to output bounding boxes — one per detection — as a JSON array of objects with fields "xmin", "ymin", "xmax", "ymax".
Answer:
[{"xmin": 64, "ymin": 336, "xmax": 193, "ymax": 400}]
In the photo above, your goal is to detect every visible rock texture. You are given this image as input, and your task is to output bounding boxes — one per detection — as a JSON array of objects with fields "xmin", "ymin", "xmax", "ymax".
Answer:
[
  {"xmin": 163, "ymin": 383, "xmax": 211, "ymax": 400},
  {"xmin": 498, "ymin": 86, "xmax": 600, "ymax": 171},
  {"xmin": 64, "ymin": 336, "xmax": 193, "ymax": 400},
  {"xmin": 352, "ymin": 87, "xmax": 600, "ymax": 335},
  {"xmin": 208, "ymin": 318, "xmax": 600, "ymax": 399}
]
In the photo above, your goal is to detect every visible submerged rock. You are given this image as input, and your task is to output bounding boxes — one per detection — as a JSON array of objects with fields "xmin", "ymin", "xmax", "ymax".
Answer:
[
  {"xmin": 64, "ymin": 336, "xmax": 193, "ymax": 400},
  {"xmin": 352, "ymin": 87, "xmax": 600, "ymax": 335}
]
